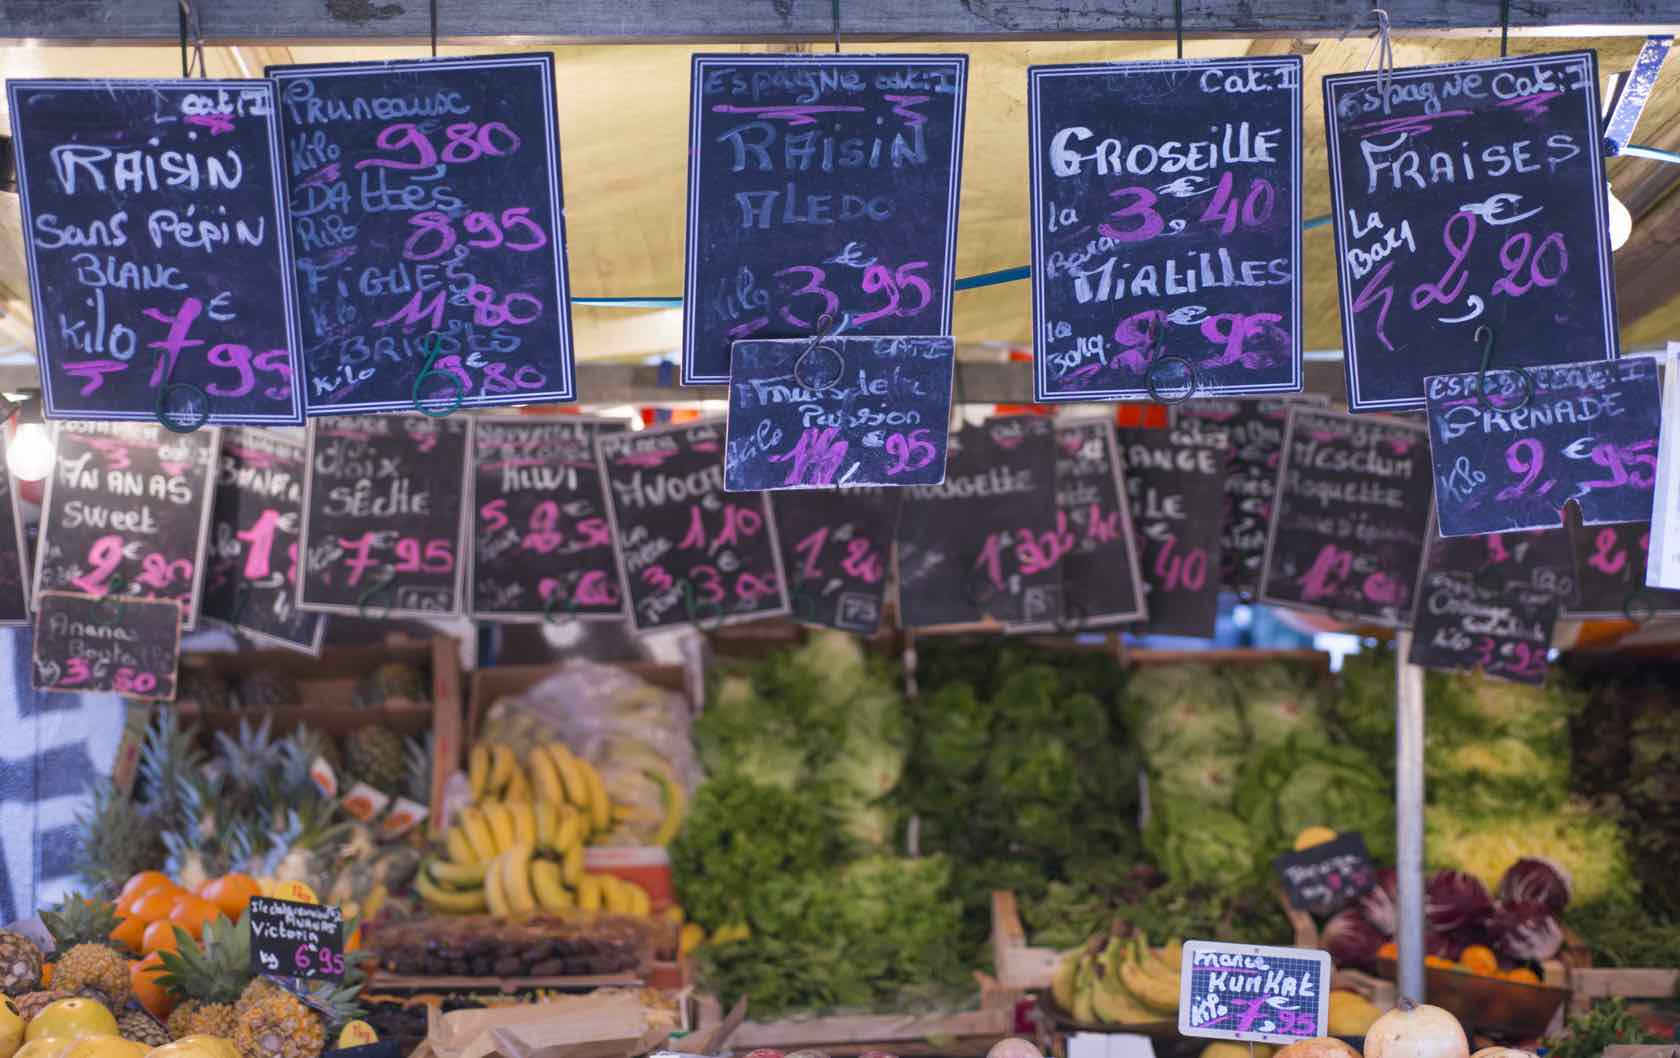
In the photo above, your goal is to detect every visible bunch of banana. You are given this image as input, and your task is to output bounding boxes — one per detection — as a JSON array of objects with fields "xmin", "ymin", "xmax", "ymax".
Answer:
[
  {"xmin": 1050, "ymin": 931, "xmax": 1184, "ymax": 1026},
  {"xmin": 468, "ymin": 741, "xmax": 614, "ymax": 837}
]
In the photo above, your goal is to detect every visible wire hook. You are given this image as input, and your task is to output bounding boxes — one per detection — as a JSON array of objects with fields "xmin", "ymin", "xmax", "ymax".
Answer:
[{"xmin": 1473, "ymin": 324, "xmax": 1535, "ymax": 413}]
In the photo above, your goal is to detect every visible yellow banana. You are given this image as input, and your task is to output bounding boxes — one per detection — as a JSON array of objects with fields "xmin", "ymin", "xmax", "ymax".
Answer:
[
  {"xmin": 679, "ymin": 923, "xmax": 705, "ymax": 956},
  {"xmin": 546, "ymin": 743, "xmax": 591, "ymax": 808},
  {"xmin": 446, "ymin": 826, "xmax": 478, "ymax": 866},
  {"xmin": 662, "ymin": 905, "xmax": 685, "ymax": 925},
  {"xmin": 428, "ymin": 857, "xmax": 488, "ymax": 887},
  {"xmin": 459, "ymin": 807, "xmax": 497, "ymax": 862},
  {"xmin": 529, "ymin": 749, "xmax": 565, "ymax": 806},
  {"xmin": 578, "ymin": 758, "xmax": 611, "ymax": 833},
  {"xmin": 553, "ymin": 809, "xmax": 583, "ymax": 852},
  {"xmin": 510, "ymin": 801, "xmax": 537, "ymax": 847},
  {"xmin": 417, "ymin": 870, "xmax": 489, "ymax": 913},
  {"xmin": 488, "ymin": 744, "xmax": 516, "ymax": 796},
  {"xmin": 468, "ymin": 744, "xmax": 491, "ymax": 800},
  {"xmin": 599, "ymin": 874, "xmax": 630, "ymax": 914},
  {"xmin": 484, "ymin": 802, "xmax": 516, "ymax": 853},
  {"xmin": 502, "ymin": 844, "xmax": 537, "ymax": 915},
  {"xmin": 530, "ymin": 859, "xmax": 573, "ymax": 913},
  {"xmin": 562, "ymin": 842, "xmax": 584, "ymax": 887},
  {"xmin": 624, "ymin": 879, "xmax": 651, "ymax": 916},
  {"xmin": 482, "ymin": 854, "xmax": 510, "ymax": 917},
  {"xmin": 646, "ymin": 768, "xmax": 686, "ymax": 846},
  {"xmin": 533, "ymin": 800, "xmax": 558, "ymax": 848},
  {"xmin": 576, "ymin": 873, "xmax": 603, "ymax": 912},
  {"xmin": 504, "ymin": 764, "xmax": 533, "ymax": 803}
]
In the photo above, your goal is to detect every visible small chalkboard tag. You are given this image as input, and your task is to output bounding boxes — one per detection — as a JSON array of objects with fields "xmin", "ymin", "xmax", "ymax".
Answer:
[
  {"xmin": 1028, "ymin": 57, "xmax": 1304, "ymax": 401},
  {"xmin": 724, "ymin": 335, "xmax": 954, "ymax": 491},
  {"xmin": 1647, "ymin": 347, "xmax": 1680, "ymax": 589},
  {"xmin": 1563, "ymin": 520, "xmax": 1680, "ymax": 620},
  {"xmin": 1425, "ymin": 358, "xmax": 1661, "ymax": 537},
  {"xmin": 1178, "ymin": 941, "xmax": 1330, "ymax": 1045},
  {"xmin": 32, "ymin": 591, "xmax": 181, "ymax": 700},
  {"xmin": 1049, "ymin": 418, "xmax": 1146, "ymax": 629},
  {"xmin": 772, "ymin": 489, "xmax": 900, "ymax": 635},
  {"xmin": 249, "ymin": 896, "xmax": 344, "ymax": 981},
  {"xmin": 1271, "ymin": 833, "xmax": 1377, "ymax": 916},
  {"xmin": 1118, "ymin": 424, "xmax": 1228, "ymax": 638},
  {"xmin": 1324, "ymin": 52, "xmax": 1619, "ymax": 413}
]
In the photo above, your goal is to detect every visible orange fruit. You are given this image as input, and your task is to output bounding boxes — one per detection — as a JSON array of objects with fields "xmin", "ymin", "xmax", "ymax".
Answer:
[
  {"xmin": 130, "ymin": 953, "xmax": 177, "ymax": 1019},
  {"xmin": 40, "ymin": 963, "xmax": 53, "ymax": 987},
  {"xmin": 141, "ymin": 919, "xmax": 183, "ymax": 956},
  {"xmin": 120, "ymin": 872, "xmax": 173, "ymax": 899},
  {"xmin": 1424, "ymin": 955, "xmax": 1456, "ymax": 969},
  {"xmin": 345, "ymin": 927, "xmax": 361, "ymax": 955},
  {"xmin": 166, "ymin": 895, "xmax": 223, "ymax": 941},
  {"xmin": 1504, "ymin": 967, "xmax": 1541, "ymax": 985},
  {"xmin": 1459, "ymin": 944, "xmax": 1499, "ymax": 976},
  {"xmin": 127, "ymin": 890, "xmax": 178, "ymax": 923},
  {"xmin": 201, "ymin": 874, "xmax": 261, "ymax": 920},
  {"xmin": 108, "ymin": 914, "xmax": 147, "ymax": 955},
  {"xmin": 1376, "ymin": 941, "xmax": 1398, "ymax": 960}
]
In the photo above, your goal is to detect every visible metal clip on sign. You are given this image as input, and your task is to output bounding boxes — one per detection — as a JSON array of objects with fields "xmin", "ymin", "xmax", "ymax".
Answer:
[
  {"xmin": 357, "ymin": 566, "xmax": 397, "ymax": 620},
  {"xmin": 541, "ymin": 579, "xmax": 580, "ymax": 625},
  {"xmin": 412, "ymin": 333, "xmax": 464, "ymax": 418},
  {"xmin": 792, "ymin": 313, "xmax": 848, "ymax": 392},
  {"xmin": 1143, "ymin": 316, "xmax": 1198, "ymax": 405},
  {"xmin": 790, "ymin": 572, "xmax": 825, "ymax": 625},
  {"xmin": 679, "ymin": 579, "xmax": 725, "ymax": 632},
  {"xmin": 1473, "ymin": 325, "xmax": 1534, "ymax": 413},
  {"xmin": 155, "ymin": 349, "xmax": 211, "ymax": 433},
  {"xmin": 95, "ymin": 574, "xmax": 130, "ymax": 624}
]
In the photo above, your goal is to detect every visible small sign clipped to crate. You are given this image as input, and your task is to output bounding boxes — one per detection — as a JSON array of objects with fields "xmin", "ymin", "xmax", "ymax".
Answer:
[{"xmin": 1178, "ymin": 941, "xmax": 1330, "ymax": 1046}]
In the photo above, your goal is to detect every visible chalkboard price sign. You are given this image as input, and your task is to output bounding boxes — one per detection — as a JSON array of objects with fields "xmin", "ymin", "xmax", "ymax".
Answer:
[
  {"xmin": 298, "ymin": 417, "xmax": 469, "ymax": 618},
  {"xmin": 268, "ymin": 54, "xmax": 576, "ymax": 413},
  {"xmin": 598, "ymin": 419, "xmax": 789, "ymax": 633},
  {"xmin": 0, "ymin": 436, "xmax": 32, "ymax": 627},
  {"xmin": 8, "ymin": 79, "xmax": 304, "ymax": 425},
  {"xmin": 248, "ymin": 897, "xmax": 344, "ymax": 981},
  {"xmin": 1565, "ymin": 520, "xmax": 1680, "ymax": 620},
  {"xmin": 35, "ymin": 423, "xmax": 219, "ymax": 630},
  {"xmin": 725, "ymin": 335, "xmax": 954, "ymax": 490},
  {"xmin": 1325, "ymin": 52, "xmax": 1618, "ymax": 412},
  {"xmin": 1029, "ymin": 58, "xmax": 1303, "ymax": 401},
  {"xmin": 683, "ymin": 55, "xmax": 967, "ymax": 385},
  {"xmin": 1052, "ymin": 418, "xmax": 1146, "ymax": 629},
  {"xmin": 1119, "ymin": 424, "xmax": 1228, "ymax": 638},
  {"xmin": 32, "ymin": 591, "xmax": 181, "ymax": 700},
  {"xmin": 896, "ymin": 416, "xmax": 1061, "ymax": 630},
  {"xmin": 1272, "ymin": 833, "xmax": 1377, "ymax": 916},
  {"xmin": 469, "ymin": 417, "xmax": 625, "ymax": 623},
  {"xmin": 1179, "ymin": 941, "xmax": 1330, "ymax": 1045},
  {"xmin": 201, "ymin": 427, "xmax": 327, "ymax": 654},
  {"xmin": 773, "ymin": 489, "xmax": 900, "ymax": 635},
  {"xmin": 1425, "ymin": 358, "xmax": 1661, "ymax": 537},
  {"xmin": 1259, "ymin": 408, "xmax": 1432, "ymax": 626}
]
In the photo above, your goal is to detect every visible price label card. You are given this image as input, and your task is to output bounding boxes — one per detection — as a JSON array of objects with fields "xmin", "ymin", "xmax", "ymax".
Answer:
[
  {"xmin": 0, "ymin": 434, "xmax": 32, "ymax": 627},
  {"xmin": 724, "ymin": 335, "xmax": 954, "ymax": 490},
  {"xmin": 269, "ymin": 54, "xmax": 577, "ymax": 413},
  {"xmin": 201, "ymin": 428, "xmax": 327, "ymax": 654},
  {"xmin": 1259, "ymin": 407, "xmax": 1432, "ymax": 626},
  {"xmin": 35, "ymin": 423, "xmax": 219, "ymax": 630},
  {"xmin": 1425, "ymin": 358, "xmax": 1660, "ymax": 536},
  {"xmin": 683, "ymin": 55, "xmax": 967, "ymax": 385},
  {"xmin": 468, "ymin": 417, "xmax": 625, "ymax": 623},
  {"xmin": 7, "ymin": 79, "xmax": 304, "ymax": 426},
  {"xmin": 1050, "ymin": 418, "xmax": 1146, "ymax": 629},
  {"xmin": 1324, "ymin": 52, "xmax": 1618, "ymax": 413},
  {"xmin": 298, "ymin": 417, "xmax": 469, "ymax": 618},
  {"xmin": 1564, "ymin": 519, "xmax": 1680, "ymax": 619},
  {"xmin": 1179, "ymin": 941, "xmax": 1330, "ymax": 1044},
  {"xmin": 598, "ymin": 419, "xmax": 789, "ymax": 633},
  {"xmin": 1118, "ymin": 424, "xmax": 1228, "ymax": 638},
  {"xmin": 1178, "ymin": 396, "xmax": 1327, "ymax": 599},
  {"xmin": 773, "ymin": 489, "xmax": 900, "ymax": 635},
  {"xmin": 896, "ymin": 416, "xmax": 1061, "ymax": 629},
  {"xmin": 1644, "ymin": 346, "xmax": 1680, "ymax": 589},
  {"xmin": 32, "ymin": 591, "xmax": 181, "ymax": 699},
  {"xmin": 248, "ymin": 896, "xmax": 345, "ymax": 980},
  {"xmin": 1271, "ymin": 833, "xmax": 1377, "ymax": 916},
  {"xmin": 1028, "ymin": 58, "xmax": 1303, "ymax": 401}
]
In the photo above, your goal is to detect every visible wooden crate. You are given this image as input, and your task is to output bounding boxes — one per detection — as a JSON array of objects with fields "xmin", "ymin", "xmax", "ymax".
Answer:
[
  {"xmin": 991, "ymin": 890, "xmax": 1063, "ymax": 991},
  {"xmin": 710, "ymin": 982, "xmax": 1016, "ymax": 1057},
  {"xmin": 173, "ymin": 634, "xmax": 463, "ymax": 836},
  {"xmin": 1567, "ymin": 968, "xmax": 1680, "ymax": 1013}
]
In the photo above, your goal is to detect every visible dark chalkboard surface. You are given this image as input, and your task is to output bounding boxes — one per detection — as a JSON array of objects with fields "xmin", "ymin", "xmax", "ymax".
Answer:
[
  {"xmin": 1029, "ymin": 58, "xmax": 1303, "ymax": 401},
  {"xmin": 298, "ymin": 416, "xmax": 469, "ymax": 618},
  {"xmin": 268, "ymin": 54, "xmax": 576, "ymax": 413},
  {"xmin": 0, "ymin": 435, "xmax": 32, "ymax": 627},
  {"xmin": 725, "ymin": 335, "xmax": 953, "ymax": 490},
  {"xmin": 1325, "ymin": 52, "xmax": 1618, "ymax": 413},
  {"xmin": 1425, "ymin": 358, "xmax": 1660, "ymax": 537},
  {"xmin": 1272, "ymin": 833, "xmax": 1377, "ymax": 916},
  {"xmin": 469, "ymin": 417, "xmax": 624, "ymax": 623},
  {"xmin": 8, "ymin": 79, "xmax": 303, "ymax": 425},
  {"xmin": 34, "ymin": 422, "xmax": 218, "ymax": 630},
  {"xmin": 1178, "ymin": 396, "xmax": 1328, "ymax": 599},
  {"xmin": 32, "ymin": 591, "xmax": 181, "ymax": 700},
  {"xmin": 201, "ymin": 427, "xmax": 326, "ymax": 654},
  {"xmin": 773, "ymin": 489, "xmax": 900, "ymax": 635},
  {"xmin": 1259, "ymin": 408, "xmax": 1432, "ymax": 626},
  {"xmin": 896, "ymin": 416, "xmax": 1061, "ymax": 630},
  {"xmin": 683, "ymin": 55, "xmax": 967, "ymax": 385},
  {"xmin": 249, "ymin": 897, "xmax": 344, "ymax": 980},
  {"xmin": 598, "ymin": 418, "xmax": 788, "ymax": 633},
  {"xmin": 1564, "ymin": 519, "xmax": 1680, "ymax": 619},
  {"xmin": 1118, "ymin": 424, "xmax": 1228, "ymax": 638},
  {"xmin": 1052, "ymin": 418, "xmax": 1146, "ymax": 629}
]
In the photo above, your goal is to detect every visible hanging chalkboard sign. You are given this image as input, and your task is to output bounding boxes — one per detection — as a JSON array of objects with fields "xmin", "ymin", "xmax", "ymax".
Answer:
[
  {"xmin": 469, "ymin": 417, "xmax": 625, "ymax": 623},
  {"xmin": 1179, "ymin": 941, "xmax": 1330, "ymax": 1045},
  {"xmin": 1118, "ymin": 424, "xmax": 1228, "ymax": 638},
  {"xmin": 598, "ymin": 418, "xmax": 788, "ymax": 633},
  {"xmin": 1052, "ymin": 418, "xmax": 1146, "ymax": 629},
  {"xmin": 724, "ymin": 335, "xmax": 954, "ymax": 490},
  {"xmin": 1564, "ymin": 519, "xmax": 1680, "ymax": 620},
  {"xmin": 298, "ymin": 416, "xmax": 469, "ymax": 618},
  {"xmin": 8, "ymin": 79, "xmax": 304, "ymax": 425},
  {"xmin": 1424, "ymin": 358, "xmax": 1660, "ymax": 537},
  {"xmin": 773, "ymin": 489, "xmax": 900, "ymax": 635},
  {"xmin": 0, "ymin": 435, "xmax": 32, "ymax": 627},
  {"xmin": 1028, "ymin": 58, "xmax": 1303, "ymax": 401},
  {"xmin": 1324, "ymin": 52, "xmax": 1618, "ymax": 413},
  {"xmin": 1259, "ymin": 408, "xmax": 1432, "ymax": 626},
  {"xmin": 34, "ymin": 422, "xmax": 218, "ymax": 630},
  {"xmin": 896, "ymin": 416, "xmax": 1061, "ymax": 629},
  {"xmin": 268, "ymin": 54, "xmax": 576, "ymax": 413},
  {"xmin": 32, "ymin": 591, "xmax": 181, "ymax": 700},
  {"xmin": 1271, "ymin": 833, "xmax": 1377, "ymax": 916},
  {"xmin": 201, "ymin": 427, "xmax": 327, "ymax": 654},
  {"xmin": 1179, "ymin": 396, "xmax": 1327, "ymax": 599},
  {"xmin": 683, "ymin": 55, "xmax": 968, "ymax": 385}
]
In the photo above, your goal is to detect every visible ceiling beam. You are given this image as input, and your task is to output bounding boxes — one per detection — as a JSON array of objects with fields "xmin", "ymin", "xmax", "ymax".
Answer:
[{"xmin": 5, "ymin": 1, "xmax": 1680, "ymax": 45}]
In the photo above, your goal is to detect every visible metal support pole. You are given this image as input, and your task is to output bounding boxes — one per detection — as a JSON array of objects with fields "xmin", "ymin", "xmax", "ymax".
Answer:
[{"xmin": 1394, "ymin": 631, "xmax": 1427, "ymax": 1002}]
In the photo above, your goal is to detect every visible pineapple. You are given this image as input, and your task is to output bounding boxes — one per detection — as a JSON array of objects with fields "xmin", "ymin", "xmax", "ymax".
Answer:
[
  {"xmin": 71, "ymin": 778, "xmax": 165, "ymax": 900},
  {"xmin": 235, "ymin": 978, "xmax": 285, "ymax": 1018},
  {"xmin": 351, "ymin": 663, "xmax": 427, "ymax": 708},
  {"xmin": 234, "ymin": 981, "xmax": 361, "ymax": 1058},
  {"xmin": 15, "ymin": 990, "xmax": 70, "ymax": 1022},
  {"xmin": 118, "ymin": 1010, "xmax": 173, "ymax": 1047},
  {"xmin": 235, "ymin": 670, "xmax": 301, "ymax": 709},
  {"xmin": 136, "ymin": 710, "xmax": 206, "ymax": 834},
  {"xmin": 344, "ymin": 727, "xmax": 405, "ymax": 792},
  {"xmin": 169, "ymin": 1001, "xmax": 239, "ymax": 1040},
  {"xmin": 40, "ymin": 894, "xmax": 132, "ymax": 1008},
  {"xmin": 0, "ymin": 931, "xmax": 43, "ymax": 996},
  {"xmin": 156, "ymin": 912, "xmax": 253, "ymax": 1042}
]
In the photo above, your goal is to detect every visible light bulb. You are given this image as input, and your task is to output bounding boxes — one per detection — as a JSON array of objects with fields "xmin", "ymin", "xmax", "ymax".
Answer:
[
  {"xmin": 7, "ymin": 421, "xmax": 54, "ymax": 482},
  {"xmin": 1608, "ymin": 182, "xmax": 1633, "ymax": 251}
]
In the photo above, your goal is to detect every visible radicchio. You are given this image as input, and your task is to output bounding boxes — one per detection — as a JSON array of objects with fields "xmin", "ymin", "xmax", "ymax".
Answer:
[
  {"xmin": 1496, "ymin": 857, "xmax": 1573, "ymax": 915},
  {"xmin": 1426, "ymin": 869, "xmax": 1493, "ymax": 935},
  {"xmin": 1323, "ymin": 908, "xmax": 1387, "ymax": 968},
  {"xmin": 1491, "ymin": 900, "xmax": 1564, "ymax": 962},
  {"xmin": 1359, "ymin": 866, "xmax": 1400, "ymax": 936}
]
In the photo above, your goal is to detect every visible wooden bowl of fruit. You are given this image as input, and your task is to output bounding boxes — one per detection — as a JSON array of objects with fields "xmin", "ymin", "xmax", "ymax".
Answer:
[{"xmin": 1372, "ymin": 946, "xmax": 1566, "ymax": 1038}]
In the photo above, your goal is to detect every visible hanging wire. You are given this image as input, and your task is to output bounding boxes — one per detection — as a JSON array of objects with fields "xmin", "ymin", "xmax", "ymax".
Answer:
[
  {"xmin": 1499, "ymin": 0, "xmax": 1511, "ymax": 57},
  {"xmin": 177, "ymin": 0, "xmax": 206, "ymax": 79},
  {"xmin": 430, "ymin": 0, "xmax": 439, "ymax": 57},
  {"xmin": 1367, "ymin": 7, "xmax": 1396, "ymax": 114},
  {"xmin": 832, "ymin": 0, "xmax": 841, "ymax": 53},
  {"xmin": 1174, "ymin": 0, "xmax": 1184, "ymax": 60}
]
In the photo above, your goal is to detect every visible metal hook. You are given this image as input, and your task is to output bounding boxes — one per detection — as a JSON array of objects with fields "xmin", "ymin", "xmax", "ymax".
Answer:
[
  {"xmin": 793, "ymin": 313, "xmax": 847, "ymax": 393},
  {"xmin": 154, "ymin": 349, "xmax": 211, "ymax": 433},
  {"xmin": 1474, "ymin": 325, "xmax": 1535, "ymax": 413},
  {"xmin": 679, "ymin": 578, "xmax": 725, "ymax": 632},
  {"xmin": 1141, "ymin": 317, "xmax": 1198, "ymax": 404},
  {"xmin": 96, "ymin": 574, "xmax": 130, "ymax": 624},
  {"xmin": 1623, "ymin": 588, "xmax": 1655, "ymax": 626},
  {"xmin": 177, "ymin": 0, "xmax": 207, "ymax": 79},
  {"xmin": 356, "ymin": 566, "xmax": 397, "ymax": 620},
  {"xmin": 412, "ymin": 332, "xmax": 465, "ymax": 418},
  {"xmin": 963, "ymin": 552, "xmax": 1001, "ymax": 618},
  {"xmin": 541, "ymin": 580, "xmax": 580, "ymax": 625}
]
